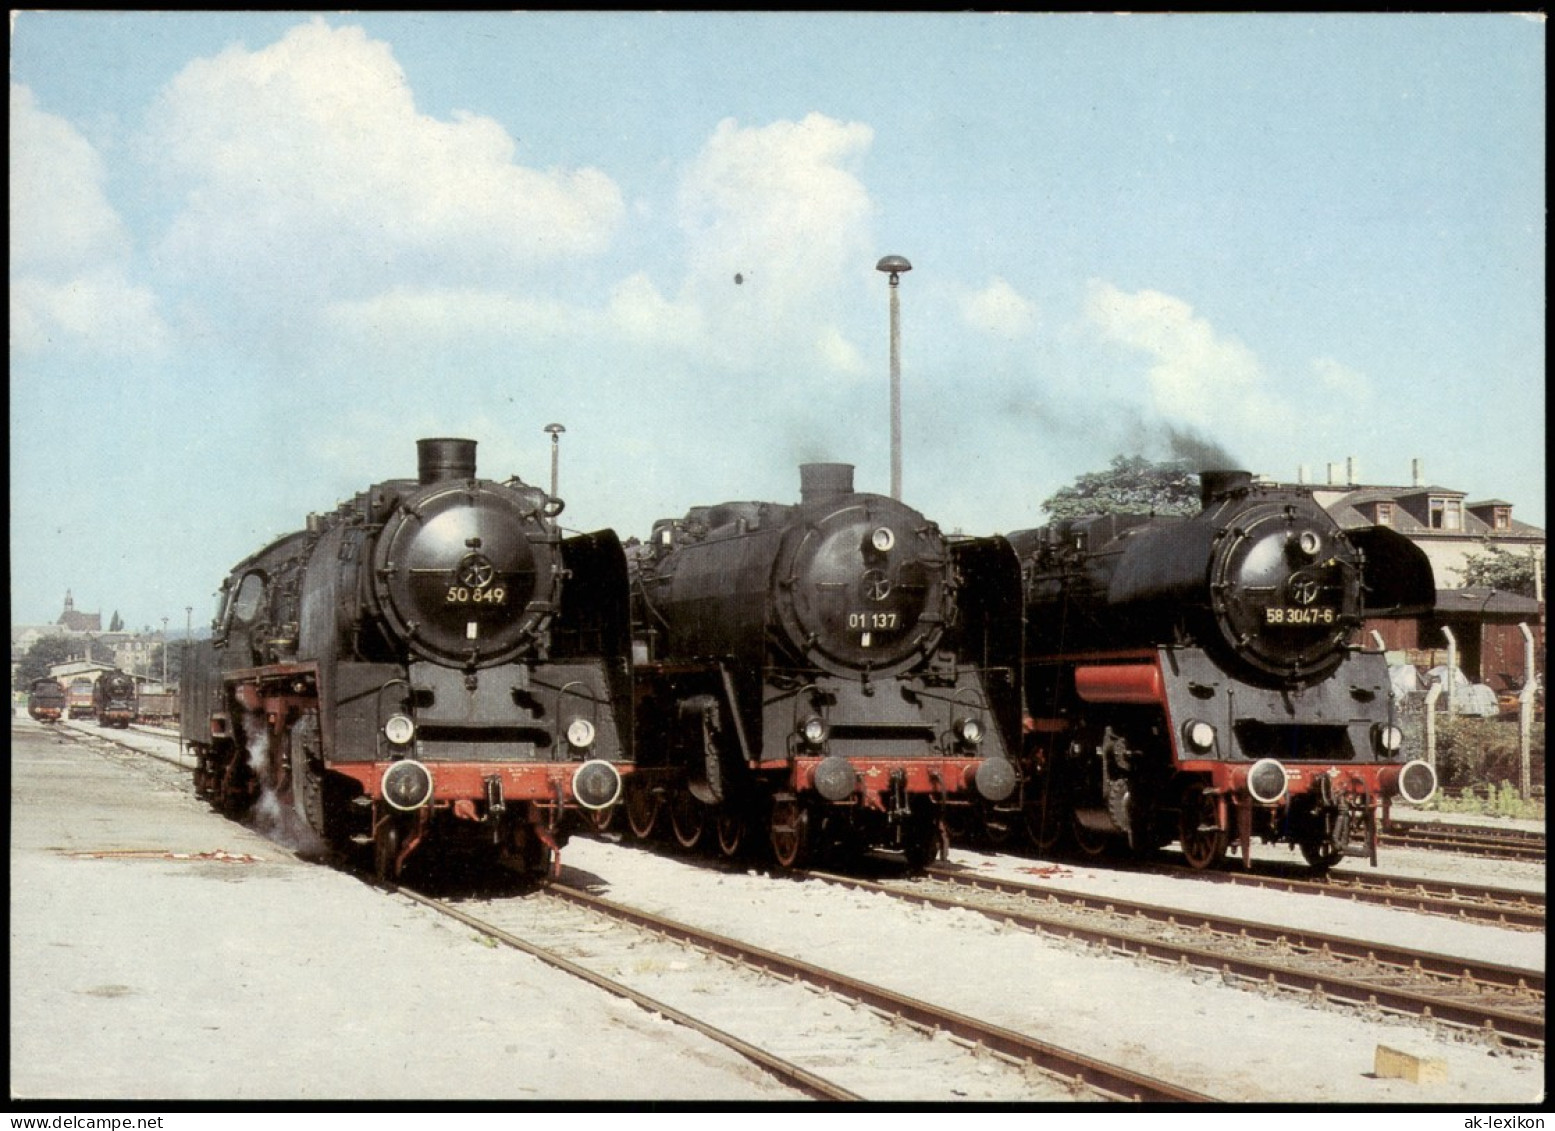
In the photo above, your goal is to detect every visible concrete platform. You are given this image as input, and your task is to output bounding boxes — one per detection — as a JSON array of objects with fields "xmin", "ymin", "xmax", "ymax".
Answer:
[{"xmin": 8, "ymin": 718, "xmax": 796, "ymax": 1102}]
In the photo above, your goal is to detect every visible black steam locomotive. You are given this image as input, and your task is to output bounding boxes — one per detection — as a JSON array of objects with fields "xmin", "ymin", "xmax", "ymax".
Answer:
[
  {"xmin": 626, "ymin": 463, "xmax": 1022, "ymax": 869},
  {"xmin": 92, "ymin": 669, "xmax": 138, "ymax": 728},
  {"xmin": 1008, "ymin": 471, "xmax": 1438, "ymax": 871},
  {"xmin": 27, "ymin": 677, "xmax": 66, "ymax": 724},
  {"xmin": 180, "ymin": 438, "xmax": 634, "ymax": 879}
]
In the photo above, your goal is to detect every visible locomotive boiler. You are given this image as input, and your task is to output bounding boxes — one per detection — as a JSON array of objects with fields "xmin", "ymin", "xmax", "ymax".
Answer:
[
  {"xmin": 92, "ymin": 669, "xmax": 138, "ymax": 728},
  {"xmin": 27, "ymin": 677, "xmax": 66, "ymax": 723},
  {"xmin": 627, "ymin": 463, "xmax": 1023, "ymax": 869},
  {"xmin": 1009, "ymin": 470, "xmax": 1438, "ymax": 871},
  {"xmin": 180, "ymin": 438, "xmax": 633, "ymax": 879}
]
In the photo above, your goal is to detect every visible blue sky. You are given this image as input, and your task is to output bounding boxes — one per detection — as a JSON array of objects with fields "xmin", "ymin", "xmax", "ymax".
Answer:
[{"xmin": 10, "ymin": 12, "xmax": 1545, "ymax": 633}]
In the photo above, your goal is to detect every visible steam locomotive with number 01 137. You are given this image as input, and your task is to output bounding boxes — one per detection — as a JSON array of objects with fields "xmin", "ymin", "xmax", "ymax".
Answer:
[
  {"xmin": 623, "ymin": 462, "xmax": 1023, "ymax": 869},
  {"xmin": 181, "ymin": 438, "xmax": 634, "ymax": 880},
  {"xmin": 1008, "ymin": 470, "xmax": 1439, "ymax": 872},
  {"xmin": 92, "ymin": 669, "xmax": 139, "ymax": 728}
]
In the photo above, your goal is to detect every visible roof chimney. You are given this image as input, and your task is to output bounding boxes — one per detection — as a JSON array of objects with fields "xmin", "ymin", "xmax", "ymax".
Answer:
[
  {"xmin": 1411, "ymin": 458, "xmax": 1423, "ymax": 487},
  {"xmin": 1327, "ymin": 462, "xmax": 1339, "ymax": 486},
  {"xmin": 1297, "ymin": 464, "xmax": 1307, "ymax": 485},
  {"xmin": 1346, "ymin": 456, "xmax": 1357, "ymax": 485}
]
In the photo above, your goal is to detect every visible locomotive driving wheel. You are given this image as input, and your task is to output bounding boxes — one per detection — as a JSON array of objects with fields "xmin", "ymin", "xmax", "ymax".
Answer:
[
  {"xmin": 769, "ymin": 798, "xmax": 812, "ymax": 869},
  {"xmin": 1071, "ymin": 814, "xmax": 1110, "ymax": 858},
  {"xmin": 1178, "ymin": 784, "xmax": 1228, "ymax": 870},
  {"xmin": 669, "ymin": 788, "xmax": 706, "ymax": 850},
  {"xmin": 715, "ymin": 809, "xmax": 746, "ymax": 858},
  {"xmin": 625, "ymin": 783, "xmax": 661, "ymax": 840}
]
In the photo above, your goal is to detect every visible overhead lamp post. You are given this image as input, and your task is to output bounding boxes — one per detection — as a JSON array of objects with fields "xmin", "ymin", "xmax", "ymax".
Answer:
[
  {"xmin": 161, "ymin": 617, "xmax": 169, "ymax": 689},
  {"xmin": 544, "ymin": 423, "xmax": 565, "ymax": 499},
  {"xmin": 875, "ymin": 255, "xmax": 912, "ymax": 500}
]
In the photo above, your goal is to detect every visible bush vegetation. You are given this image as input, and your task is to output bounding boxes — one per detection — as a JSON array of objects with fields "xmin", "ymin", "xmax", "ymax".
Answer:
[{"xmin": 1414, "ymin": 715, "xmax": 1545, "ymax": 820}]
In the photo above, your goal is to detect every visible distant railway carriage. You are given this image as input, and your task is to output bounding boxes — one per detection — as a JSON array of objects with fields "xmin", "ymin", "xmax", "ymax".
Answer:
[
  {"xmin": 136, "ymin": 691, "xmax": 179, "ymax": 726},
  {"xmin": 65, "ymin": 679, "xmax": 94, "ymax": 720},
  {"xmin": 93, "ymin": 669, "xmax": 138, "ymax": 729},
  {"xmin": 27, "ymin": 678, "xmax": 66, "ymax": 724}
]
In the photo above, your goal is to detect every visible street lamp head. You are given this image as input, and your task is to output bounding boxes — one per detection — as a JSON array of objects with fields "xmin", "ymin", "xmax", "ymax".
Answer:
[
  {"xmin": 875, "ymin": 255, "xmax": 913, "ymax": 285},
  {"xmin": 544, "ymin": 423, "xmax": 565, "ymax": 438}
]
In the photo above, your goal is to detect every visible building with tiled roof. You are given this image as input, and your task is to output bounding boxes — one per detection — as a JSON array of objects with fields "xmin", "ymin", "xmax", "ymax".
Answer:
[{"xmin": 55, "ymin": 590, "xmax": 102, "ymax": 634}]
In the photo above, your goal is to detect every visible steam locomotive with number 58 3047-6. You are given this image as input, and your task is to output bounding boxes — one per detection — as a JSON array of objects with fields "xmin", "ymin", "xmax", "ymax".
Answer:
[
  {"xmin": 180, "ymin": 439, "xmax": 634, "ymax": 880},
  {"xmin": 1007, "ymin": 471, "xmax": 1439, "ymax": 873}
]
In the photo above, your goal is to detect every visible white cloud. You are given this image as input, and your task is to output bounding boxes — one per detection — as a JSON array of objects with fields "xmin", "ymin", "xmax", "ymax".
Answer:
[
  {"xmin": 960, "ymin": 277, "xmax": 1037, "ymax": 339},
  {"xmin": 1311, "ymin": 355, "xmax": 1372, "ymax": 399},
  {"xmin": 1084, "ymin": 280, "xmax": 1282, "ymax": 427},
  {"xmin": 9, "ymin": 83, "xmax": 168, "ymax": 356},
  {"xmin": 676, "ymin": 113, "xmax": 876, "ymax": 374},
  {"xmin": 146, "ymin": 20, "xmax": 623, "ymax": 296}
]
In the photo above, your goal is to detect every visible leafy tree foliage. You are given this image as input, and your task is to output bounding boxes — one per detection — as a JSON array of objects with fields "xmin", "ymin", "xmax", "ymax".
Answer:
[
  {"xmin": 109, "ymin": 610, "xmax": 124, "ymax": 632},
  {"xmin": 1040, "ymin": 455, "xmax": 1201, "ymax": 520},
  {"xmin": 13, "ymin": 635, "xmax": 75, "ymax": 691},
  {"xmin": 1455, "ymin": 543, "xmax": 1542, "ymax": 598}
]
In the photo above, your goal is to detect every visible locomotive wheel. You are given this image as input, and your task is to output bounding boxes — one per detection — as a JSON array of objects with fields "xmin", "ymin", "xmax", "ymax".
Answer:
[
  {"xmin": 901, "ymin": 813, "xmax": 946, "ymax": 872},
  {"xmin": 1071, "ymin": 815, "xmax": 1110, "ymax": 858},
  {"xmin": 769, "ymin": 799, "xmax": 812, "ymax": 869},
  {"xmin": 625, "ymin": 785, "xmax": 661, "ymax": 840},
  {"xmin": 374, "ymin": 819, "xmax": 402, "ymax": 882},
  {"xmin": 1178, "ymin": 786, "xmax": 1228, "ymax": 870},
  {"xmin": 669, "ymin": 789, "xmax": 706, "ymax": 850},
  {"xmin": 1025, "ymin": 793, "xmax": 1065, "ymax": 853},
  {"xmin": 715, "ymin": 809, "xmax": 746, "ymax": 858}
]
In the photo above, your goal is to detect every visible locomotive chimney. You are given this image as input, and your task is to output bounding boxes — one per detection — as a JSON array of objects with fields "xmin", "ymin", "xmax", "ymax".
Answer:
[
  {"xmin": 417, "ymin": 437, "xmax": 477, "ymax": 484},
  {"xmin": 1199, "ymin": 469, "xmax": 1253, "ymax": 509},
  {"xmin": 800, "ymin": 463, "xmax": 855, "ymax": 504}
]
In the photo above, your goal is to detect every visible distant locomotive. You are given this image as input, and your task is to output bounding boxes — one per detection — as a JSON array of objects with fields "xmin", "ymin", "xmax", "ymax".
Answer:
[
  {"xmin": 180, "ymin": 438, "xmax": 634, "ymax": 879},
  {"xmin": 1008, "ymin": 471, "xmax": 1438, "ymax": 872},
  {"xmin": 93, "ymin": 669, "xmax": 138, "ymax": 728},
  {"xmin": 626, "ymin": 463, "xmax": 1022, "ymax": 869},
  {"xmin": 27, "ymin": 678, "xmax": 66, "ymax": 723}
]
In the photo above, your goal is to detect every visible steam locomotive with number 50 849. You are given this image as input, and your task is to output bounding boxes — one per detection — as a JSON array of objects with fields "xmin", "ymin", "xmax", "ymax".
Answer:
[
  {"xmin": 181, "ymin": 439, "xmax": 634, "ymax": 880},
  {"xmin": 1007, "ymin": 471, "xmax": 1439, "ymax": 872},
  {"xmin": 624, "ymin": 463, "xmax": 1023, "ymax": 869}
]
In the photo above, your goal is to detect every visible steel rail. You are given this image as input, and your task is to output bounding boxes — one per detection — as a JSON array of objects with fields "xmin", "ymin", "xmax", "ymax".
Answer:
[
  {"xmin": 812, "ymin": 869, "xmax": 1544, "ymax": 1047},
  {"xmin": 544, "ymin": 883, "xmax": 1218, "ymax": 1103},
  {"xmin": 393, "ymin": 886, "xmax": 862, "ymax": 1102},
  {"xmin": 1194, "ymin": 868, "xmax": 1544, "ymax": 931}
]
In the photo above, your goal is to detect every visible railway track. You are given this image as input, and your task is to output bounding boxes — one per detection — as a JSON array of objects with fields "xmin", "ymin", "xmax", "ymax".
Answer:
[
  {"xmin": 1178, "ymin": 863, "xmax": 1545, "ymax": 932},
  {"xmin": 1382, "ymin": 821, "xmax": 1546, "ymax": 862},
  {"xmin": 805, "ymin": 865, "xmax": 1544, "ymax": 1049},
  {"xmin": 392, "ymin": 880, "xmax": 1219, "ymax": 1103}
]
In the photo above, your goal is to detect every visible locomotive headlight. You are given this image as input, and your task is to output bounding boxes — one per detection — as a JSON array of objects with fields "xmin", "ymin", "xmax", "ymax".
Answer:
[
  {"xmin": 955, "ymin": 717, "xmax": 985, "ymax": 746},
  {"xmin": 1372, "ymin": 723, "xmax": 1404, "ymax": 756},
  {"xmin": 381, "ymin": 759, "xmax": 434, "ymax": 812},
  {"xmin": 383, "ymin": 713, "xmax": 416, "ymax": 746},
  {"xmin": 870, "ymin": 526, "xmax": 896, "ymax": 553},
  {"xmin": 1297, "ymin": 529, "xmax": 1322, "ymax": 558},
  {"xmin": 1183, "ymin": 720, "xmax": 1216, "ymax": 752},
  {"xmin": 800, "ymin": 716, "xmax": 828, "ymax": 746},
  {"xmin": 566, "ymin": 717, "xmax": 597, "ymax": 749}
]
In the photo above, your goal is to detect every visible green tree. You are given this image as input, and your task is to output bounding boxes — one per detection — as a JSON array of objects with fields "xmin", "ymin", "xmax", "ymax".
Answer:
[
  {"xmin": 1040, "ymin": 455, "xmax": 1201, "ymax": 520},
  {"xmin": 13, "ymin": 635, "xmax": 75, "ymax": 691},
  {"xmin": 109, "ymin": 610, "xmax": 124, "ymax": 632},
  {"xmin": 1455, "ymin": 543, "xmax": 1541, "ymax": 598}
]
